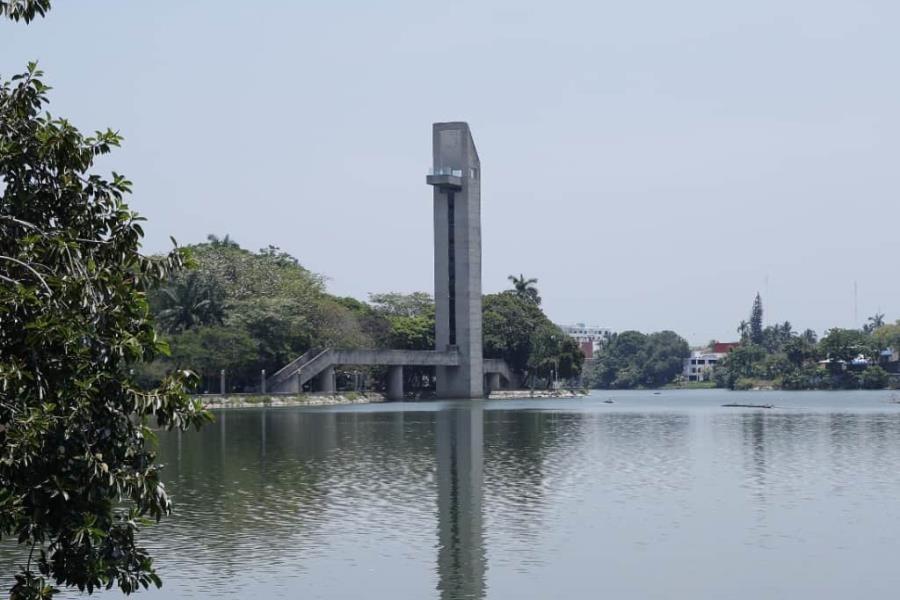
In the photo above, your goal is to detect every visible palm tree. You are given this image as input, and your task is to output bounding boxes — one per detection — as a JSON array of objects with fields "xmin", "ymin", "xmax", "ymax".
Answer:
[
  {"xmin": 737, "ymin": 320, "xmax": 749, "ymax": 341},
  {"xmin": 206, "ymin": 233, "xmax": 239, "ymax": 248},
  {"xmin": 508, "ymin": 273, "xmax": 541, "ymax": 305},
  {"xmin": 156, "ymin": 272, "xmax": 225, "ymax": 333},
  {"xmin": 864, "ymin": 312, "xmax": 885, "ymax": 334}
]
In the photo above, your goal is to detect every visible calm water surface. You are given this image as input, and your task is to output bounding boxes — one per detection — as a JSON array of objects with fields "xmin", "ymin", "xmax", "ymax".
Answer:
[{"xmin": 5, "ymin": 390, "xmax": 900, "ymax": 598}]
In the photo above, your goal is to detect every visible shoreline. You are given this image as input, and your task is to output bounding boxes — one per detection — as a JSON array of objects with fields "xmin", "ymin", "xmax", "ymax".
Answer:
[{"xmin": 200, "ymin": 388, "xmax": 589, "ymax": 409}]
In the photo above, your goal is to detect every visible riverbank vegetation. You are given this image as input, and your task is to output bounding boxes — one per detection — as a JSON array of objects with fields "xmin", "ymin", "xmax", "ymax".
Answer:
[
  {"xmin": 139, "ymin": 240, "xmax": 582, "ymax": 392},
  {"xmin": 582, "ymin": 330, "xmax": 690, "ymax": 389},
  {"xmin": 713, "ymin": 295, "xmax": 899, "ymax": 390}
]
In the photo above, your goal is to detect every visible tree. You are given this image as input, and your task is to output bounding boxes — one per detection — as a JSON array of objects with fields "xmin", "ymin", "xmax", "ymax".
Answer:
[
  {"xmin": 586, "ymin": 330, "xmax": 688, "ymax": 389},
  {"xmin": 167, "ymin": 326, "xmax": 259, "ymax": 392},
  {"xmin": 387, "ymin": 309, "xmax": 435, "ymax": 351},
  {"xmin": 801, "ymin": 328, "xmax": 818, "ymax": 345},
  {"xmin": 749, "ymin": 293, "xmax": 764, "ymax": 345},
  {"xmin": 863, "ymin": 312, "xmax": 886, "ymax": 335},
  {"xmin": 0, "ymin": 0, "xmax": 51, "ymax": 22},
  {"xmin": 713, "ymin": 344, "xmax": 767, "ymax": 388},
  {"xmin": 737, "ymin": 320, "xmax": 749, "ymax": 342},
  {"xmin": 205, "ymin": 233, "xmax": 241, "ymax": 248},
  {"xmin": 860, "ymin": 365, "xmax": 889, "ymax": 389},
  {"xmin": 642, "ymin": 331, "xmax": 690, "ymax": 387},
  {"xmin": 507, "ymin": 273, "xmax": 541, "ymax": 305},
  {"xmin": 784, "ymin": 336, "xmax": 815, "ymax": 367},
  {"xmin": 872, "ymin": 323, "xmax": 900, "ymax": 354},
  {"xmin": 1, "ymin": 66, "xmax": 209, "ymax": 599},
  {"xmin": 482, "ymin": 291, "xmax": 581, "ymax": 384},
  {"xmin": 819, "ymin": 328, "xmax": 875, "ymax": 365},
  {"xmin": 483, "ymin": 291, "xmax": 544, "ymax": 374},
  {"xmin": 368, "ymin": 291, "xmax": 434, "ymax": 318},
  {"xmin": 152, "ymin": 271, "xmax": 225, "ymax": 333},
  {"xmin": 761, "ymin": 320, "xmax": 794, "ymax": 353}
]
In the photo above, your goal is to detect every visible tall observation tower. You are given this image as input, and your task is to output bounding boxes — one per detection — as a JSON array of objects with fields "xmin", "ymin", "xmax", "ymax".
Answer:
[
  {"xmin": 270, "ymin": 122, "xmax": 511, "ymax": 399},
  {"xmin": 427, "ymin": 122, "xmax": 484, "ymax": 398}
]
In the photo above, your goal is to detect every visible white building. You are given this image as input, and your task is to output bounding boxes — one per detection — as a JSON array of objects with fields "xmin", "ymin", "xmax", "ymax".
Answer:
[
  {"xmin": 683, "ymin": 350, "xmax": 726, "ymax": 382},
  {"xmin": 559, "ymin": 323, "xmax": 611, "ymax": 359}
]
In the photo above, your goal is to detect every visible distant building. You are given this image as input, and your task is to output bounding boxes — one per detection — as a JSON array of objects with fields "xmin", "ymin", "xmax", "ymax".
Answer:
[
  {"xmin": 683, "ymin": 342, "xmax": 739, "ymax": 381},
  {"xmin": 559, "ymin": 323, "xmax": 611, "ymax": 360},
  {"xmin": 712, "ymin": 342, "xmax": 740, "ymax": 354},
  {"xmin": 683, "ymin": 350, "xmax": 724, "ymax": 382}
]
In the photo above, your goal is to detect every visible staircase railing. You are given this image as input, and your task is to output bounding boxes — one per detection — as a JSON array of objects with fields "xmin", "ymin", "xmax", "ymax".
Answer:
[{"xmin": 266, "ymin": 347, "xmax": 322, "ymax": 389}]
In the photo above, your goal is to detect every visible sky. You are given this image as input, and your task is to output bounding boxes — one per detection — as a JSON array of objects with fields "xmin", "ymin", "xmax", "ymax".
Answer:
[{"xmin": 2, "ymin": 0, "xmax": 898, "ymax": 345}]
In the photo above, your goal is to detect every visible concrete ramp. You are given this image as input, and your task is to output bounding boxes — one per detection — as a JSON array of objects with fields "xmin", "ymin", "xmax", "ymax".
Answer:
[
  {"xmin": 268, "ymin": 348, "xmax": 515, "ymax": 399},
  {"xmin": 267, "ymin": 348, "xmax": 460, "ymax": 396}
]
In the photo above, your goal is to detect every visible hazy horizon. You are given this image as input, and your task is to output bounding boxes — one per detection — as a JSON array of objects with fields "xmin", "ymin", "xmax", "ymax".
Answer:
[{"xmin": 3, "ymin": 0, "xmax": 898, "ymax": 345}]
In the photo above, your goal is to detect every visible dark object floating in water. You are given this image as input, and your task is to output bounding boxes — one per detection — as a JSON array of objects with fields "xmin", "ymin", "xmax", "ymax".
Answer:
[
  {"xmin": 604, "ymin": 399, "xmax": 614, "ymax": 404},
  {"xmin": 653, "ymin": 392, "xmax": 662, "ymax": 395},
  {"xmin": 722, "ymin": 403, "xmax": 773, "ymax": 409}
]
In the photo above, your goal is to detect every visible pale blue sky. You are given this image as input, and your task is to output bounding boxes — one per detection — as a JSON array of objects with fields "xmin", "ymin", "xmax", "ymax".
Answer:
[{"xmin": 2, "ymin": 0, "xmax": 898, "ymax": 344}]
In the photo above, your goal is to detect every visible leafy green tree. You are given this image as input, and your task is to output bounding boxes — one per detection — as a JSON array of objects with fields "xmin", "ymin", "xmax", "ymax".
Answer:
[
  {"xmin": 388, "ymin": 309, "xmax": 435, "ymax": 350},
  {"xmin": 784, "ymin": 336, "xmax": 816, "ymax": 367},
  {"xmin": 641, "ymin": 331, "xmax": 690, "ymax": 387},
  {"xmin": 167, "ymin": 326, "xmax": 260, "ymax": 392},
  {"xmin": 368, "ymin": 291, "xmax": 434, "ymax": 318},
  {"xmin": 482, "ymin": 291, "xmax": 580, "ymax": 385},
  {"xmin": 761, "ymin": 321, "xmax": 794, "ymax": 353},
  {"xmin": 483, "ymin": 291, "xmax": 544, "ymax": 374},
  {"xmin": 590, "ymin": 331, "xmax": 646, "ymax": 388},
  {"xmin": 860, "ymin": 365, "xmax": 889, "ymax": 389},
  {"xmin": 1, "ymin": 65, "xmax": 209, "ymax": 599},
  {"xmin": 761, "ymin": 353, "xmax": 793, "ymax": 380},
  {"xmin": 713, "ymin": 344, "xmax": 767, "ymax": 388},
  {"xmin": 587, "ymin": 330, "xmax": 688, "ymax": 389},
  {"xmin": 749, "ymin": 293, "xmax": 764, "ymax": 345},
  {"xmin": 819, "ymin": 328, "xmax": 875, "ymax": 366},
  {"xmin": 507, "ymin": 273, "xmax": 541, "ymax": 305},
  {"xmin": 781, "ymin": 364, "xmax": 829, "ymax": 390},
  {"xmin": 384, "ymin": 306, "xmax": 436, "ymax": 391},
  {"xmin": 871, "ymin": 322, "xmax": 900, "ymax": 354},
  {"xmin": 334, "ymin": 296, "xmax": 392, "ymax": 347}
]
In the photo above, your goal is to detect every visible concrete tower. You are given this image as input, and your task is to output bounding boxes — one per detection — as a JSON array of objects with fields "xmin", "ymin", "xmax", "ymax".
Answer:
[{"xmin": 427, "ymin": 122, "xmax": 483, "ymax": 398}]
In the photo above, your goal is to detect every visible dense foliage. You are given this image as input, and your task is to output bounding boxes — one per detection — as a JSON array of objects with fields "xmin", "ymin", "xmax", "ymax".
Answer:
[
  {"xmin": 142, "ymin": 239, "xmax": 388, "ymax": 391},
  {"xmin": 713, "ymin": 295, "xmax": 898, "ymax": 390},
  {"xmin": 144, "ymin": 256, "xmax": 583, "ymax": 392},
  {"xmin": 583, "ymin": 330, "xmax": 690, "ymax": 389},
  {"xmin": 482, "ymin": 291, "xmax": 583, "ymax": 386},
  {"xmin": 0, "ymin": 66, "xmax": 209, "ymax": 599}
]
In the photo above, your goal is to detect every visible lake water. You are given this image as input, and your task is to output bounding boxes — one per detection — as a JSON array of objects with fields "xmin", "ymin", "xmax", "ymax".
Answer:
[{"xmin": 5, "ymin": 389, "xmax": 900, "ymax": 599}]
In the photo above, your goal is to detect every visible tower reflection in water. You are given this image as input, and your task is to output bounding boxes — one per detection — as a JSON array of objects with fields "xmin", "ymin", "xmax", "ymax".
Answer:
[{"xmin": 435, "ymin": 403, "xmax": 486, "ymax": 600}]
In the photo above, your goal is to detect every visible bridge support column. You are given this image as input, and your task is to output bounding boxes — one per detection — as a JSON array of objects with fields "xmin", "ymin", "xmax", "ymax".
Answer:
[
  {"xmin": 387, "ymin": 366, "xmax": 404, "ymax": 401},
  {"xmin": 486, "ymin": 372, "xmax": 501, "ymax": 392},
  {"xmin": 316, "ymin": 366, "xmax": 335, "ymax": 394},
  {"xmin": 281, "ymin": 369, "xmax": 301, "ymax": 394}
]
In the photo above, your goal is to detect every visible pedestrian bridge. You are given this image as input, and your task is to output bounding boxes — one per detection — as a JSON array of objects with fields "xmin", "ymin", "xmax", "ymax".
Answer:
[{"xmin": 267, "ymin": 348, "xmax": 514, "ymax": 399}]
